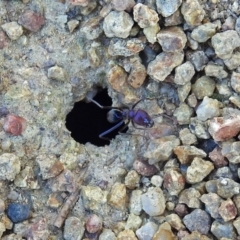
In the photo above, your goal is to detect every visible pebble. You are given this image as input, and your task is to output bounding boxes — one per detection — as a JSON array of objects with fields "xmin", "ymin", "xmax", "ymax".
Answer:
[
  {"xmin": 136, "ymin": 222, "xmax": 158, "ymax": 240},
  {"xmin": 186, "ymin": 50, "xmax": 209, "ymax": 71},
  {"xmin": 179, "ymin": 128, "xmax": 197, "ymax": 145},
  {"xmin": 151, "ymin": 175, "xmax": 163, "ymax": 188},
  {"xmin": 173, "ymin": 145, "xmax": 207, "ymax": 164},
  {"xmin": 67, "ymin": 19, "xmax": 79, "ymax": 33},
  {"xmin": 129, "ymin": 191, "xmax": 143, "ymax": 217},
  {"xmin": 36, "ymin": 153, "xmax": 64, "ymax": 180},
  {"xmin": 117, "ymin": 229, "xmax": 137, "ymax": 240},
  {"xmin": 3, "ymin": 114, "xmax": 27, "ymax": 136},
  {"xmin": 174, "ymin": 61, "xmax": 195, "ymax": 85},
  {"xmin": 153, "ymin": 222, "xmax": 177, "ymax": 240},
  {"xmin": 165, "ymin": 9, "xmax": 183, "ymax": 26},
  {"xmin": 204, "ymin": 62, "xmax": 228, "ymax": 79},
  {"xmin": 181, "ymin": 0, "xmax": 205, "ymax": 26},
  {"xmin": 141, "ymin": 187, "xmax": 166, "ymax": 216},
  {"xmin": 186, "ymin": 157, "xmax": 214, "ymax": 184},
  {"xmin": 63, "ymin": 216, "xmax": 84, "ymax": 240},
  {"xmin": 191, "ymin": 23, "xmax": 217, "ymax": 42},
  {"xmin": 69, "ymin": 0, "xmax": 89, "ymax": 6},
  {"xmin": 18, "ymin": 10, "xmax": 45, "ymax": 32},
  {"xmin": 86, "ymin": 214, "xmax": 102, "ymax": 234},
  {"xmin": 222, "ymin": 141, "xmax": 240, "ymax": 164},
  {"xmin": 147, "ymin": 51, "xmax": 184, "ymax": 81},
  {"xmin": 190, "ymin": 118, "xmax": 210, "ymax": 139},
  {"xmin": 165, "ymin": 213, "xmax": 185, "ymax": 231},
  {"xmin": 196, "ymin": 96, "xmax": 220, "ymax": 121},
  {"xmin": 156, "ymin": 0, "xmax": 182, "ymax": 17},
  {"xmin": 143, "ymin": 135, "xmax": 180, "ymax": 164},
  {"xmin": 231, "ymin": 71, "xmax": 240, "ymax": 93},
  {"xmin": 125, "ymin": 213, "xmax": 142, "ymax": 231},
  {"xmin": 174, "ymin": 204, "xmax": 189, "ymax": 217},
  {"xmin": 0, "ymin": 31, "xmax": 8, "ymax": 49},
  {"xmin": 233, "ymin": 217, "xmax": 240, "ymax": 236},
  {"xmin": 133, "ymin": 3, "xmax": 159, "ymax": 28},
  {"xmin": 183, "ymin": 209, "xmax": 211, "ymax": 235},
  {"xmin": 47, "ymin": 65, "xmax": 67, "ymax": 81},
  {"xmin": 99, "ymin": 229, "xmax": 117, "ymax": 240},
  {"xmin": 211, "ymin": 219, "xmax": 237, "ymax": 239},
  {"xmin": 0, "ymin": 153, "xmax": 21, "ymax": 181},
  {"xmin": 191, "ymin": 76, "xmax": 215, "ymax": 99},
  {"xmin": 224, "ymin": 51, "xmax": 240, "ymax": 70},
  {"xmin": 103, "ymin": 11, "xmax": 134, "ymax": 38},
  {"xmin": 108, "ymin": 38, "xmax": 145, "ymax": 57},
  {"xmin": 143, "ymin": 25, "xmax": 160, "ymax": 44},
  {"xmin": 163, "ymin": 169, "xmax": 185, "ymax": 196},
  {"xmin": 186, "ymin": 32, "xmax": 199, "ymax": 50},
  {"xmin": 173, "ymin": 103, "xmax": 193, "ymax": 125},
  {"xmin": 218, "ymin": 198, "xmax": 237, "ymax": 222},
  {"xmin": 209, "ymin": 147, "xmax": 228, "ymax": 168},
  {"xmin": 108, "ymin": 182, "xmax": 127, "ymax": 210},
  {"xmin": 177, "ymin": 82, "xmax": 191, "ymax": 102},
  {"xmin": 208, "ymin": 114, "xmax": 240, "ymax": 141},
  {"xmin": 211, "ymin": 30, "xmax": 240, "ymax": 59},
  {"xmin": 80, "ymin": 16, "xmax": 103, "ymax": 40},
  {"xmin": 179, "ymin": 188, "xmax": 201, "ymax": 208},
  {"xmin": 124, "ymin": 170, "xmax": 140, "ymax": 189},
  {"xmin": 157, "ymin": 26, "xmax": 187, "ymax": 52},
  {"xmin": 7, "ymin": 203, "xmax": 30, "ymax": 223},
  {"xmin": 187, "ymin": 93, "xmax": 197, "ymax": 108},
  {"xmin": 133, "ymin": 159, "xmax": 158, "ymax": 176},
  {"xmin": 1, "ymin": 22, "xmax": 23, "ymax": 40},
  {"xmin": 215, "ymin": 178, "xmax": 240, "ymax": 199},
  {"xmin": 111, "ymin": 0, "xmax": 135, "ymax": 12}
]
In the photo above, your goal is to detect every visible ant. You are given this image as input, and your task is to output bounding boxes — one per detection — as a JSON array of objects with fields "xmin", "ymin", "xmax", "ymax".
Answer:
[{"xmin": 88, "ymin": 98, "xmax": 154, "ymax": 140}]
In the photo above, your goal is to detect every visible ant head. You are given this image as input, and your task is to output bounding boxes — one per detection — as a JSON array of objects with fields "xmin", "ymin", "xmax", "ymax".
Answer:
[{"xmin": 107, "ymin": 109, "xmax": 123, "ymax": 123}]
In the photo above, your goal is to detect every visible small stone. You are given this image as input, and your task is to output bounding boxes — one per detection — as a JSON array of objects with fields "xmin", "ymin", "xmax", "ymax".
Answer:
[
  {"xmin": 153, "ymin": 222, "xmax": 177, "ymax": 240},
  {"xmin": 186, "ymin": 50, "xmax": 209, "ymax": 71},
  {"xmin": 231, "ymin": 72, "xmax": 240, "ymax": 93},
  {"xmin": 129, "ymin": 190, "xmax": 142, "ymax": 215},
  {"xmin": 179, "ymin": 188, "xmax": 201, "ymax": 208},
  {"xmin": 222, "ymin": 141, "xmax": 240, "ymax": 164},
  {"xmin": 80, "ymin": 16, "xmax": 102, "ymax": 40},
  {"xmin": 103, "ymin": 11, "xmax": 134, "ymax": 38},
  {"xmin": 147, "ymin": 51, "xmax": 184, "ymax": 82},
  {"xmin": 125, "ymin": 213, "xmax": 142, "ymax": 231},
  {"xmin": 181, "ymin": 231, "xmax": 211, "ymax": 240},
  {"xmin": 173, "ymin": 145, "xmax": 207, "ymax": 164},
  {"xmin": 133, "ymin": 3, "xmax": 159, "ymax": 28},
  {"xmin": 187, "ymin": 93, "xmax": 197, "ymax": 108},
  {"xmin": 108, "ymin": 182, "xmax": 127, "ymax": 210},
  {"xmin": 47, "ymin": 193, "xmax": 64, "ymax": 209},
  {"xmin": 64, "ymin": 216, "xmax": 84, "ymax": 240},
  {"xmin": 125, "ymin": 170, "xmax": 140, "ymax": 189},
  {"xmin": 163, "ymin": 169, "xmax": 185, "ymax": 196},
  {"xmin": 0, "ymin": 31, "xmax": 8, "ymax": 49},
  {"xmin": 211, "ymin": 30, "xmax": 240, "ymax": 59},
  {"xmin": 156, "ymin": 0, "xmax": 182, "ymax": 17},
  {"xmin": 117, "ymin": 229, "xmax": 137, "ymax": 240},
  {"xmin": 208, "ymin": 114, "xmax": 240, "ymax": 141},
  {"xmin": 196, "ymin": 97, "xmax": 220, "ymax": 121},
  {"xmin": 67, "ymin": 19, "xmax": 79, "ymax": 33},
  {"xmin": 111, "ymin": 0, "xmax": 135, "ymax": 12},
  {"xmin": 191, "ymin": 76, "xmax": 215, "ymax": 99},
  {"xmin": 216, "ymin": 178, "xmax": 240, "ymax": 199},
  {"xmin": 81, "ymin": 186, "xmax": 108, "ymax": 212},
  {"xmin": 218, "ymin": 198, "xmax": 237, "ymax": 222},
  {"xmin": 174, "ymin": 204, "xmax": 189, "ymax": 217},
  {"xmin": 164, "ymin": 9, "xmax": 183, "ymax": 26},
  {"xmin": 211, "ymin": 219, "xmax": 237, "ymax": 239},
  {"xmin": 183, "ymin": 209, "xmax": 211, "ymax": 235},
  {"xmin": 0, "ymin": 153, "xmax": 21, "ymax": 181},
  {"xmin": 224, "ymin": 52, "xmax": 240, "ymax": 70},
  {"xmin": 108, "ymin": 38, "xmax": 145, "ymax": 57},
  {"xmin": 3, "ymin": 114, "xmax": 27, "ymax": 136},
  {"xmin": 177, "ymin": 82, "xmax": 191, "ymax": 103},
  {"xmin": 174, "ymin": 61, "xmax": 195, "ymax": 85},
  {"xmin": 179, "ymin": 128, "xmax": 197, "ymax": 145},
  {"xmin": 1, "ymin": 22, "xmax": 23, "ymax": 40},
  {"xmin": 157, "ymin": 26, "xmax": 187, "ymax": 52},
  {"xmin": 165, "ymin": 213, "xmax": 185, "ymax": 231},
  {"xmin": 141, "ymin": 187, "xmax": 166, "ymax": 216},
  {"xmin": 181, "ymin": 0, "xmax": 205, "ymax": 26},
  {"xmin": 69, "ymin": 0, "xmax": 89, "ymax": 6},
  {"xmin": 86, "ymin": 214, "xmax": 102, "ymax": 234},
  {"xmin": 173, "ymin": 103, "xmax": 193, "ymax": 125},
  {"xmin": 233, "ymin": 217, "xmax": 240, "ymax": 235},
  {"xmin": 18, "ymin": 10, "xmax": 45, "ymax": 32},
  {"xmin": 47, "ymin": 65, "xmax": 67, "ymax": 81},
  {"xmin": 204, "ymin": 62, "xmax": 228, "ymax": 79},
  {"xmin": 99, "ymin": 229, "xmax": 116, "ymax": 240},
  {"xmin": 136, "ymin": 222, "xmax": 158, "ymax": 240},
  {"xmin": 209, "ymin": 147, "xmax": 228, "ymax": 168},
  {"xmin": 7, "ymin": 203, "xmax": 30, "ymax": 223},
  {"xmin": 186, "ymin": 32, "xmax": 199, "ymax": 50},
  {"xmin": 186, "ymin": 157, "xmax": 214, "ymax": 184},
  {"xmin": 191, "ymin": 23, "xmax": 217, "ymax": 42},
  {"xmin": 151, "ymin": 175, "xmax": 163, "ymax": 188},
  {"xmin": 143, "ymin": 25, "xmax": 160, "ymax": 44},
  {"xmin": 133, "ymin": 159, "xmax": 158, "ymax": 176}
]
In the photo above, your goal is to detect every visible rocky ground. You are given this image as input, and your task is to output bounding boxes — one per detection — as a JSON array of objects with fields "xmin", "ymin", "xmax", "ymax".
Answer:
[{"xmin": 1, "ymin": 0, "xmax": 240, "ymax": 239}]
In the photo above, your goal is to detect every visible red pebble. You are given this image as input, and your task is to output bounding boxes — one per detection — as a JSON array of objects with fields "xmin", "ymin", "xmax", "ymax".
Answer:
[{"xmin": 3, "ymin": 114, "xmax": 27, "ymax": 136}]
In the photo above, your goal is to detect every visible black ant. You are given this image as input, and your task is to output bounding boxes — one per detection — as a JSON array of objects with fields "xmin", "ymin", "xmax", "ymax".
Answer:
[{"xmin": 88, "ymin": 98, "xmax": 154, "ymax": 140}]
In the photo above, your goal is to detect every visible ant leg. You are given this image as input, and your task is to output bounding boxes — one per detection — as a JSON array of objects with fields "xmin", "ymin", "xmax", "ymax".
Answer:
[
  {"xmin": 99, "ymin": 120, "xmax": 124, "ymax": 141},
  {"xmin": 88, "ymin": 98, "xmax": 122, "ymax": 110}
]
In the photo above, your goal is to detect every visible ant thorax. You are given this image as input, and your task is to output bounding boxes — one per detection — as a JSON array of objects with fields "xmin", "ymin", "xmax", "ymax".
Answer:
[{"xmin": 107, "ymin": 109, "xmax": 124, "ymax": 123}]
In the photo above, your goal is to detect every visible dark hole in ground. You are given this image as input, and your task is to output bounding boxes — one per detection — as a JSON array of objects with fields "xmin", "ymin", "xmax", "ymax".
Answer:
[{"xmin": 65, "ymin": 88, "xmax": 128, "ymax": 146}]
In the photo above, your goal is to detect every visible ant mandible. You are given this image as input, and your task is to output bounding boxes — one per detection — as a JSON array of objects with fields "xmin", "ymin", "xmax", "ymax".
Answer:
[{"xmin": 88, "ymin": 98, "xmax": 154, "ymax": 140}]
